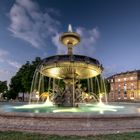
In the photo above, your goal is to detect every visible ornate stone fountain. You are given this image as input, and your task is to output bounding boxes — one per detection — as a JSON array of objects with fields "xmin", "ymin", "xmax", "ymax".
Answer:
[{"xmin": 33, "ymin": 25, "xmax": 103, "ymax": 107}]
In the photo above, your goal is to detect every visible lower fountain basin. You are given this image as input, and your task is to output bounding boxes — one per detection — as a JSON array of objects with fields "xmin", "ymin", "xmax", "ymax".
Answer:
[
  {"xmin": 0, "ymin": 102, "xmax": 140, "ymax": 135},
  {"xmin": 1, "ymin": 102, "xmax": 140, "ymax": 115}
]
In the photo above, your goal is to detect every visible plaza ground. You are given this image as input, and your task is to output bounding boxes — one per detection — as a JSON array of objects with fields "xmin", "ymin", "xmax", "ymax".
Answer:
[{"xmin": 0, "ymin": 131, "xmax": 140, "ymax": 140}]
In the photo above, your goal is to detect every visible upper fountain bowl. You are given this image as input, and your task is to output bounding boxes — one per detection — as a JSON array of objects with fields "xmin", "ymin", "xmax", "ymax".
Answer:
[
  {"xmin": 38, "ymin": 54, "xmax": 103, "ymax": 79},
  {"xmin": 60, "ymin": 32, "xmax": 81, "ymax": 47}
]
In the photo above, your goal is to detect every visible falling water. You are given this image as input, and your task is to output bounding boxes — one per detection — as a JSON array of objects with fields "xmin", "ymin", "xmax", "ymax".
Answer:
[
  {"xmin": 95, "ymin": 77, "xmax": 101, "ymax": 95},
  {"xmin": 90, "ymin": 78, "xmax": 93, "ymax": 94},
  {"xmin": 57, "ymin": 79, "xmax": 60, "ymax": 86},
  {"xmin": 52, "ymin": 78, "xmax": 55, "ymax": 95},
  {"xmin": 78, "ymin": 79, "xmax": 80, "ymax": 84},
  {"xmin": 87, "ymin": 78, "xmax": 90, "ymax": 93},
  {"xmin": 29, "ymin": 70, "xmax": 39, "ymax": 103},
  {"xmin": 68, "ymin": 24, "xmax": 73, "ymax": 32},
  {"xmin": 29, "ymin": 68, "xmax": 109, "ymax": 105},
  {"xmin": 95, "ymin": 75, "xmax": 108, "ymax": 103},
  {"xmin": 102, "ymin": 76, "xmax": 108, "ymax": 103},
  {"xmin": 72, "ymin": 65, "xmax": 75, "ymax": 107},
  {"xmin": 48, "ymin": 77, "xmax": 51, "ymax": 91},
  {"xmin": 41, "ymin": 75, "xmax": 44, "ymax": 95},
  {"xmin": 44, "ymin": 95, "xmax": 53, "ymax": 106}
]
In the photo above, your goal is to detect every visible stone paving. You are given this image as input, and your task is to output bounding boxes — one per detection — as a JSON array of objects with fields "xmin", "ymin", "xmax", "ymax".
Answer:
[{"xmin": 0, "ymin": 112, "xmax": 140, "ymax": 135}]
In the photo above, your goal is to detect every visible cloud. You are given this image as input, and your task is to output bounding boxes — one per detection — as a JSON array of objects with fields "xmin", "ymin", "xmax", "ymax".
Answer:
[
  {"xmin": 9, "ymin": 0, "xmax": 60, "ymax": 48},
  {"xmin": 9, "ymin": 0, "xmax": 99, "ymax": 57},
  {"xmin": 0, "ymin": 49, "xmax": 9, "ymax": 62},
  {"xmin": 0, "ymin": 69, "xmax": 11, "ymax": 83},
  {"xmin": 52, "ymin": 33, "xmax": 67, "ymax": 54},
  {"xmin": 7, "ymin": 60, "xmax": 21, "ymax": 69},
  {"xmin": 0, "ymin": 49, "xmax": 9, "ymax": 56},
  {"xmin": 0, "ymin": 69, "xmax": 15, "ymax": 84},
  {"xmin": 0, "ymin": 49, "xmax": 21, "ymax": 69},
  {"xmin": 7, "ymin": 0, "xmax": 101, "ymax": 84},
  {"xmin": 0, "ymin": 49, "xmax": 21, "ymax": 82},
  {"xmin": 52, "ymin": 26, "xmax": 100, "ymax": 56},
  {"xmin": 0, "ymin": 69, "xmax": 10, "ymax": 75},
  {"xmin": 74, "ymin": 27, "xmax": 99, "ymax": 57}
]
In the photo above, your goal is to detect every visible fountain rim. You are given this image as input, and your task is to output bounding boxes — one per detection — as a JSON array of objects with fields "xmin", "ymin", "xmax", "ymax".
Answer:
[
  {"xmin": 0, "ymin": 111, "xmax": 140, "ymax": 119},
  {"xmin": 37, "ymin": 54, "xmax": 103, "ymax": 79},
  {"xmin": 40, "ymin": 54, "xmax": 103, "ymax": 66}
]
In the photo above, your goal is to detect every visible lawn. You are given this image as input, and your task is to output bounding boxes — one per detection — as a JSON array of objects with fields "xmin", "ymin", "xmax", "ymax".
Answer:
[{"xmin": 0, "ymin": 131, "xmax": 140, "ymax": 140}]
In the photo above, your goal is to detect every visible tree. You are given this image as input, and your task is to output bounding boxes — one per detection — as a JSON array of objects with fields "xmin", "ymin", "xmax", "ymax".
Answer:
[
  {"xmin": 0, "ymin": 81, "xmax": 8, "ymax": 100},
  {"xmin": 0, "ymin": 81, "xmax": 8, "ymax": 93},
  {"xmin": 8, "ymin": 57, "xmax": 42, "ymax": 100}
]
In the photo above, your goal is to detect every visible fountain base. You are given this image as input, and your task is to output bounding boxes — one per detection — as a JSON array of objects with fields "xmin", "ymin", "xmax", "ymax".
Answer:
[{"xmin": 0, "ymin": 111, "xmax": 140, "ymax": 136}]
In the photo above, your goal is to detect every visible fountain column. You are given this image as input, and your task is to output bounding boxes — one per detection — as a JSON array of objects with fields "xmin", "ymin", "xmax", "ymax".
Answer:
[{"xmin": 59, "ymin": 24, "xmax": 81, "ymax": 107}]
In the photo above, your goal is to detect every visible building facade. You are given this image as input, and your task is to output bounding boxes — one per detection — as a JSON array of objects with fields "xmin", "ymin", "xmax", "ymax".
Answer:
[{"xmin": 108, "ymin": 70, "xmax": 140, "ymax": 101}]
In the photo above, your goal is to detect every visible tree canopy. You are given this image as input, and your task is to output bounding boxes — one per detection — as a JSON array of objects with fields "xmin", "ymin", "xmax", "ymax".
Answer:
[
  {"xmin": 0, "ymin": 81, "xmax": 8, "ymax": 93},
  {"xmin": 8, "ymin": 57, "xmax": 42, "ymax": 99}
]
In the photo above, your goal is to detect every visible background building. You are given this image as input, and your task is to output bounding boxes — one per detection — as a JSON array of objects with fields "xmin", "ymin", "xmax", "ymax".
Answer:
[{"xmin": 108, "ymin": 70, "xmax": 140, "ymax": 101}]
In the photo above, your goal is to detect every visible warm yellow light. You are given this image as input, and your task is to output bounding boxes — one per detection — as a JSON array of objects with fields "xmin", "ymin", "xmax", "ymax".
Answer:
[
  {"xmin": 91, "ymin": 70, "xmax": 98, "ymax": 76},
  {"xmin": 50, "ymin": 68, "xmax": 59, "ymax": 75},
  {"xmin": 85, "ymin": 93, "xmax": 89, "ymax": 97},
  {"xmin": 89, "ymin": 96, "xmax": 92, "ymax": 99},
  {"xmin": 41, "ymin": 61, "xmax": 102, "ymax": 79}
]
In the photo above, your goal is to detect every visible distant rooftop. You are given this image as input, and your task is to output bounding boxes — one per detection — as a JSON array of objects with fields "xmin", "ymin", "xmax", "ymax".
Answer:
[{"xmin": 107, "ymin": 69, "xmax": 140, "ymax": 79}]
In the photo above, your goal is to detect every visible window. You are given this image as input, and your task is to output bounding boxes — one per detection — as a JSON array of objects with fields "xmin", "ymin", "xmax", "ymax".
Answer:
[
  {"xmin": 130, "ymin": 77, "xmax": 133, "ymax": 80},
  {"xmin": 124, "ymin": 91, "xmax": 127, "ymax": 98},
  {"xmin": 124, "ymin": 83, "xmax": 127, "ymax": 98},
  {"xmin": 131, "ymin": 83, "xmax": 134, "ymax": 90},
  {"xmin": 124, "ymin": 83, "xmax": 127, "ymax": 90},
  {"xmin": 118, "ymin": 91, "xmax": 121, "ymax": 99},
  {"xmin": 130, "ymin": 92, "xmax": 134, "ymax": 99}
]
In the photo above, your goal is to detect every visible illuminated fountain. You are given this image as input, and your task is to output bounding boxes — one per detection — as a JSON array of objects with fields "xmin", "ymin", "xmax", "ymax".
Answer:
[
  {"xmin": 8, "ymin": 25, "xmax": 127, "ymax": 114},
  {"xmin": 28, "ymin": 25, "xmax": 105, "ymax": 107}
]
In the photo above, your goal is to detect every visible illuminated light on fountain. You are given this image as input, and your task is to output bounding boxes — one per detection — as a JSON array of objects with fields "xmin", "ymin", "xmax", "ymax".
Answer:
[
  {"xmin": 99, "ymin": 93, "xmax": 103, "ymax": 104},
  {"xmin": 13, "ymin": 95, "xmax": 53, "ymax": 110},
  {"xmin": 84, "ymin": 103, "xmax": 124, "ymax": 114},
  {"xmin": 13, "ymin": 103, "xmax": 53, "ymax": 109},
  {"xmin": 12, "ymin": 24, "xmax": 125, "ymax": 114},
  {"xmin": 68, "ymin": 24, "xmax": 73, "ymax": 32},
  {"xmin": 44, "ymin": 95, "xmax": 53, "ymax": 106},
  {"xmin": 28, "ymin": 24, "xmax": 104, "ymax": 107},
  {"xmin": 53, "ymin": 108, "xmax": 78, "ymax": 113}
]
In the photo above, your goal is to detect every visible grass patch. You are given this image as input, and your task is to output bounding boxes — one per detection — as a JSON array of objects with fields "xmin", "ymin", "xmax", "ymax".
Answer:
[{"xmin": 0, "ymin": 131, "xmax": 140, "ymax": 140}]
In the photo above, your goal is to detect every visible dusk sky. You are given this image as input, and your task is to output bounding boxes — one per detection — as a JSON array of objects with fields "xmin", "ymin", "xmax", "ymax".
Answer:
[{"xmin": 0, "ymin": 0, "xmax": 140, "ymax": 83}]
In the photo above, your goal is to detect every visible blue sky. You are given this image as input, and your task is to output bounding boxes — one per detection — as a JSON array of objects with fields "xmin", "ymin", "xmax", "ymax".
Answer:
[{"xmin": 0, "ymin": 0, "xmax": 140, "ymax": 83}]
